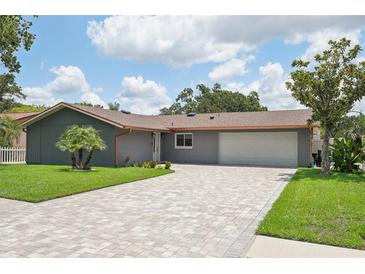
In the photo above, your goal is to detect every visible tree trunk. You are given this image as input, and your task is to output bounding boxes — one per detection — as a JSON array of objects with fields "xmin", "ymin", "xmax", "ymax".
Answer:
[
  {"xmin": 71, "ymin": 152, "xmax": 77, "ymax": 169},
  {"xmin": 78, "ymin": 149, "xmax": 83, "ymax": 169},
  {"xmin": 321, "ymin": 129, "xmax": 331, "ymax": 175},
  {"xmin": 83, "ymin": 150, "xmax": 94, "ymax": 170}
]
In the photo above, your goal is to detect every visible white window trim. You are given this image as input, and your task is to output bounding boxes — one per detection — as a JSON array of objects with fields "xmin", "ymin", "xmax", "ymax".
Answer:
[{"xmin": 175, "ymin": 133, "xmax": 193, "ymax": 149}]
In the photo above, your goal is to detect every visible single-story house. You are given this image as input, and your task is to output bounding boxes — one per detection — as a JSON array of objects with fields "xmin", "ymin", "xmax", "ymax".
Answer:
[
  {"xmin": 21, "ymin": 102, "xmax": 319, "ymax": 168},
  {"xmin": 0, "ymin": 112, "xmax": 40, "ymax": 147}
]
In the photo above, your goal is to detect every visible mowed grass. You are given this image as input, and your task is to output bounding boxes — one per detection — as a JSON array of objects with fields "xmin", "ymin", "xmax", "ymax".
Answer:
[
  {"xmin": 0, "ymin": 164, "xmax": 174, "ymax": 203},
  {"xmin": 257, "ymin": 169, "xmax": 365, "ymax": 250}
]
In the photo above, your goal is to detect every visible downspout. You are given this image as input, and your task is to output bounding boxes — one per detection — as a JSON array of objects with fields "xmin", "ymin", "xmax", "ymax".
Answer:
[
  {"xmin": 309, "ymin": 126, "xmax": 313, "ymax": 167},
  {"xmin": 114, "ymin": 128, "xmax": 132, "ymax": 167}
]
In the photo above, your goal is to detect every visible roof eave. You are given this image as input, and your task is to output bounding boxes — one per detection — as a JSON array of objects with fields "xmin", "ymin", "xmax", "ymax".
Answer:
[
  {"xmin": 20, "ymin": 102, "xmax": 169, "ymax": 131},
  {"xmin": 168, "ymin": 124, "xmax": 316, "ymax": 131}
]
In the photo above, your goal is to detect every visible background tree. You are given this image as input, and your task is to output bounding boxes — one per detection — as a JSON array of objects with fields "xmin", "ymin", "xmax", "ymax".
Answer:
[
  {"xmin": 160, "ymin": 83, "xmax": 267, "ymax": 114},
  {"xmin": 108, "ymin": 102, "xmax": 120, "ymax": 111},
  {"xmin": 56, "ymin": 125, "xmax": 107, "ymax": 170},
  {"xmin": 0, "ymin": 116, "xmax": 20, "ymax": 147},
  {"xmin": 0, "ymin": 16, "xmax": 36, "ymax": 112},
  {"xmin": 286, "ymin": 38, "xmax": 365, "ymax": 175},
  {"xmin": 76, "ymin": 102, "xmax": 104, "ymax": 108},
  {"xmin": 6, "ymin": 102, "xmax": 47, "ymax": 113},
  {"xmin": 334, "ymin": 114, "xmax": 365, "ymax": 139}
]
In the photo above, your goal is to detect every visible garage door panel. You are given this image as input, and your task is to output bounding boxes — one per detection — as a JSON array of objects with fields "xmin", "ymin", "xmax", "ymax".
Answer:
[{"xmin": 219, "ymin": 132, "xmax": 298, "ymax": 167}]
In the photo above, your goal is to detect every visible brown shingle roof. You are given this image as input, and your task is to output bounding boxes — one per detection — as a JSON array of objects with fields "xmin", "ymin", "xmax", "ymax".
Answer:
[
  {"xmin": 69, "ymin": 103, "xmax": 168, "ymax": 131},
  {"xmin": 159, "ymin": 109, "xmax": 313, "ymax": 130},
  {"xmin": 22, "ymin": 102, "xmax": 314, "ymax": 131}
]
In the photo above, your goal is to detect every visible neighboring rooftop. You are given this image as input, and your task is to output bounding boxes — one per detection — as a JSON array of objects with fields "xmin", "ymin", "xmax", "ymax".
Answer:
[
  {"xmin": 21, "ymin": 102, "xmax": 314, "ymax": 131},
  {"xmin": 0, "ymin": 112, "xmax": 40, "ymax": 122}
]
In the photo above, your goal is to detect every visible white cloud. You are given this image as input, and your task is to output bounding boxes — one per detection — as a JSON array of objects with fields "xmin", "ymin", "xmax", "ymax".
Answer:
[
  {"xmin": 118, "ymin": 76, "xmax": 172, "ymax": 114},
  {"xmin": 21, "ymin": 66, "xmax": 106, "ymax": 107},
  {"xmin": 20, "ymin": 87, "xmax": 63, "ymax": 106},
  {"xmin": 80, "ymin": 92, "xmax": 106, "ymax": 106},
  {"xmin": 224, "ymin": 82, "xmax": 246, "ymax": 92},
  {"xmin": 87, "ymin": 16, "xmax": 248, "ymax": 67},
  {"xmin": 239, "ymin": 62, "xmax": 302, "ymax": 110},
  {"xmin": 208, "ymin": 56, "xmax": 254, "ymax": 81},
  {"xmin": 46, "ymin": 66, "xmax": 91, "ymax": 94},
  {"xmin": 286, "ymin": 29, "xmax": 362, "ymax": 61},
  {"xmin": 87, "ymin": 16, "xmax": 365, "ymax": 66}
]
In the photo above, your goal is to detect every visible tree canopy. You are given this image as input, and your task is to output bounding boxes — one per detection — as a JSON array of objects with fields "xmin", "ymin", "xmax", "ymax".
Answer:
[
  {"xmin": 76, "ymin": 102, "xmax": 104, "ymax": 109},
  {"xmin": 108, "ymin": 102, "xmax": 120, "ymax": 111},
  {"xmin": 334, "ymin": 114, "xmax": 365, "ymax": 139},
  {"xmin": 6, "ymin": 103, "xmax": 47, "ymax": 113},
  {"xmin": 160, "ymin": 83, "xmax": 267, "ymax": 115},
  {"xmin": 0, "ymin": 16, "xmax": 36, "ymax": 112},
  {"xmin": 286, "ymin": 38, "xmax": 365, "ymax": 175}
]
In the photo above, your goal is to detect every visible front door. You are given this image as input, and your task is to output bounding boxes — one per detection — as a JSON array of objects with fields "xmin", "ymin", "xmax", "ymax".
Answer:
[{"xmin": 152, "ymin": 132, "xmax": 161, "ymax": 162}]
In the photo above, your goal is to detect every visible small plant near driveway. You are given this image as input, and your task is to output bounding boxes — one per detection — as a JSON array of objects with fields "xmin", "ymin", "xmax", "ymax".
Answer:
[
  {"xmin": 148, "ymin": 160, "xmax": 157, "ymax": 168},
  {"xmin": 164, "ymin": 161, "xmax": 172, "ymax": 169}
]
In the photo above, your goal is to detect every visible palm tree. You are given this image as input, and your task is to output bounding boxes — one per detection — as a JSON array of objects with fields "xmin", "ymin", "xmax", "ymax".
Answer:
[
  {"xmin": 0, "ymin": 116, "xmax": 20, "ymax": 147},
  {"xmin": 56, "ymin": 125, "xmax": 107, "ymax": 170}
]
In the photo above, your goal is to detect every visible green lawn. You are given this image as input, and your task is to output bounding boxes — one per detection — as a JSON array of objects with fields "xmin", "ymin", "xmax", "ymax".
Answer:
[
  {"xmin": 257, "ymin": 168, "xmax": 365, "ymax": 250},
  {"xmin": 0, "ymin": 164, "xmax": 174, "ymax": 203}
]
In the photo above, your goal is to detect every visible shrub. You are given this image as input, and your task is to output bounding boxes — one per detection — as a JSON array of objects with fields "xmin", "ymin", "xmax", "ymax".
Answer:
[
  {"xmin": 132, "ymin": 161, "xmax": 143, "ymax": 168},
  {"xmin": 143, "ymin": 162, "xmax": 150, "ymax": 168},
  {"xmin": 165, "ymin": 161, "xmax": 172, "ymax": 169},
  {"xmin": 330, "ymin": 136, "xmax": 365, "ymax": 173},
  {"xmin": 148, "ymin": 160, "xmax": 157, "ymax": 168},
  {"xmin": 125, "ymin": 155, "xmax": 131, "ymax": 166}
]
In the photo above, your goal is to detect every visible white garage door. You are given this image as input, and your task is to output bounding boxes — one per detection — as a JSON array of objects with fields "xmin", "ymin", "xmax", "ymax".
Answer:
[{"xmin": 219, "ymin": 132, "xmax": 298, "ymax": 167}]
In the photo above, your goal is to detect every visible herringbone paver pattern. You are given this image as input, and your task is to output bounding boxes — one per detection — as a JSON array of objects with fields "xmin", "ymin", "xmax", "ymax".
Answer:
[{"xmin": 0, "ymin": 164, "xmax": 295, "ymax": 257}]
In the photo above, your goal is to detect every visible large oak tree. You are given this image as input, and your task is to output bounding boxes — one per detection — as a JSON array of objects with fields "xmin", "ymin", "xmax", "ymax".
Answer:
[
  {"xmin": 160, "ymin": 83, "xmax": 267, "ymax": 115},
  {"xmin": 286, "ymin": 38, "xmax": 365, "ymax": 175}
]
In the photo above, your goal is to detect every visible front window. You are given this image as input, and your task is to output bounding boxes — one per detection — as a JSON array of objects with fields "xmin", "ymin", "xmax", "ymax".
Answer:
[{"xmin": 175, "ymin": 133, "xmax": 193, "ymax": 149}]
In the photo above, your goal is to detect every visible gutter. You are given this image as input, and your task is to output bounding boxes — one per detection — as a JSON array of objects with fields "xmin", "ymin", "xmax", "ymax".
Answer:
[
  {"xmin": 309, "ymin": 127, "xmax": 313, "ymax": 166},
  {"xmin": 167, "ymin": 124, "xmax": 318, "ymax": 131},
  {"xmin": 114, "ymin": 129, "xmax": 132, "ymax": 167}
]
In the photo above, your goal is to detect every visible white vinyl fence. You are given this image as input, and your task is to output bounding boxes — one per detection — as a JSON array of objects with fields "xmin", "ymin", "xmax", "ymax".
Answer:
[{"xmin": 0, "ymin": 147, "xmax": 26, "ymax": 164}]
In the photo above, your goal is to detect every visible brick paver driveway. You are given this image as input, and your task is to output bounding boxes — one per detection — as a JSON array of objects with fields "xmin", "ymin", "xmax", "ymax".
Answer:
[{"xmin": 0, "ymin": 164, "xmax": 296, "ymax": 257}]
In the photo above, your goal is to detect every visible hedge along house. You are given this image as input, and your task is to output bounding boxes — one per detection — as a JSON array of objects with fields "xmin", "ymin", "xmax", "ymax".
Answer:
[{"xmin": 22, "ymin": 102, "xmax": 318, "ymax": 168}]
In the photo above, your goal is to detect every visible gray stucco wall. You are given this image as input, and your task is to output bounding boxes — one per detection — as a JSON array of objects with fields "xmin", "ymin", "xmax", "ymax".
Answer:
[
  {"xmin": 161, "ymin": 131, "xmax": 219, "ymax": 164},
  {"xmin": 117, "ymin": 128, "xmax": 153, "ymax": 165},
  {"xmin": 297, "ymin": 128, "xmax": 310, "ymax": 167},
  {"xmin": 26, "ymin": 108, "xmax": 116, "ymax": 166},
  {"xmin": 161, "ymin": 128, "xmax": 311, "ymax": 167}
]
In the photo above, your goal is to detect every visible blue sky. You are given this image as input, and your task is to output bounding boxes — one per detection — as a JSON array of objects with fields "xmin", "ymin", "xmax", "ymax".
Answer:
[{"xmin": 15, "ymin": 16, "xmax": 365, "ymax": 114}]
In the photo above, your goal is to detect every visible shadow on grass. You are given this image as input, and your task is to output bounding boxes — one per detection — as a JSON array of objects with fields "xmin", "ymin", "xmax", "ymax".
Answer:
[
  {"xmin": 277, "ymin": 173, "xmax": 295, "ymax": 182},
  {"xmin": 293, "ymin": 168, "xmax": 365, "ymax": 184},
  {"xmin": 54, "ymin": 167, "xmax": 100, "ymax": 173}
]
